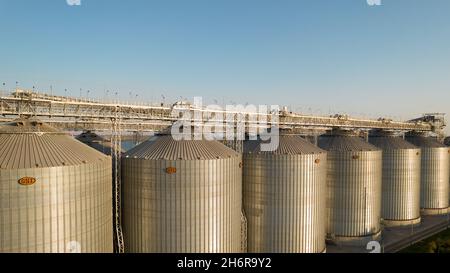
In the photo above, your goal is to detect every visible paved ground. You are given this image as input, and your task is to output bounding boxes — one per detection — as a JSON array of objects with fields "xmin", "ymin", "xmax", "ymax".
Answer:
[{"xmin": 327, "ymin": 214, "xmax": 450, "ymax": 253}]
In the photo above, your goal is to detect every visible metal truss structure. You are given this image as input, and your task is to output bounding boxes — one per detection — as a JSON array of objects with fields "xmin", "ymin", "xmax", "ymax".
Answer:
[{"xmin": 1, "ymin": 89, "xmax": 443, "ymax": 135}]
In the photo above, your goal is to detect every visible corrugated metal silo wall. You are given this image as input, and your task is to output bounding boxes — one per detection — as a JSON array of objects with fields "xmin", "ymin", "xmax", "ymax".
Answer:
[
  {"xmin": 326, "ymin": 150, "xmax": 382, "ymax": 238},
  {"xmin": 243, "ymin": 153, "xmax": 327, "ymax": 253},
  {"xmin": 420, "ymin": 147, "xmax": 450, "ymax": 210},
  {"xmin": 381, "ymin": 149, "xmax": 421, "ymax": 221},
  {"xmin": 0, "ymin": 163, "xmax": 113, "ymax": 253},
  {"xmin": 122, "ymin": 156, "xmax": 242, "ymax": 253}
]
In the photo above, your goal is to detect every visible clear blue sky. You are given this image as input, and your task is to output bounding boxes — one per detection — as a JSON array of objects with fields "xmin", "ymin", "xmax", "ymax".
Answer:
[{"xmin": 1, "ymin": 0, "xmax": 450, "ymax": 125}]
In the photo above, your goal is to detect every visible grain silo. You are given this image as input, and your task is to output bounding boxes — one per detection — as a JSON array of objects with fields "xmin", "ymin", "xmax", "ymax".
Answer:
[
  {"xmin": 447, "ymin": 137, "xmax": 450, "ymax": 207},
  {"xmin": 318, "ymin": 129, "xmax": 382, "ymax": 246},
  {"xmin": 76, "ymin": 131, "xmax": 112, "ymax": 155},
  {"xmin": 243, "ymin": 132, "xmax": 327, "ymax": 253},
  {"xmin": 406, "ymin": 133, "xmax": 450, "ymax": 215},
  {"xmin": 445, "ymin": 137, "xmax": 450, "ymax": 147},
  {"xmin": 369, "ymin": 131, "xmax": 421, "ymax": 227},
  {"xmin": 76, "ymin": 131, "xmax": 122, "ymax": 253},
  {"xmin": 0, "ymin": 119, "xmax": 113, "ymax": 253},
  {"xmin": 122, "ymin": 131, "xmax": 242, "ymax": 253}
]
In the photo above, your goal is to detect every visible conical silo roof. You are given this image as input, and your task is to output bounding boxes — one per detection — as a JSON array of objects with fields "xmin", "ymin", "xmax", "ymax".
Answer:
[
  {"xmin": 405, "ymin": 135, "xmax": 446, "ymax": 148},
  {"xmin": 124, "ymin": 134, "xmax": 239, "ymax": 160},
  {"xmin": 244, "ymin": 134, "xmax": 324, "ymax": 155},
  {"xmin": 369, "ymin": 136, "xmax": 418, "ymax": 150},
  {"xmin": 0, "ymin": 119, "xmax": 110, "ymax": 169},
  {"xmin": 318, "ymin": 130, "xmax": 380, "ymax": 152},
  {"xmin": 76, "ymin": 131, "xmax": 108, "ymax": 143},
  {"xmin": 76, "ymin": 131, "xmax": 112, "ymax": 155}
]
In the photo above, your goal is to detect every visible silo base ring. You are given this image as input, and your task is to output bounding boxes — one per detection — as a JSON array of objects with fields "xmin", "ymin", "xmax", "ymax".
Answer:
[
  {"xmin": 327, "ymin": 230, "xmax": 382, "ymax": 247},
  {"xmin": 382, "ymin": 217, "xmax": 422, "ymax": 227},
  {"xmin": 421, "ymin": 207, "xmax": 450, "ymax": 216}
]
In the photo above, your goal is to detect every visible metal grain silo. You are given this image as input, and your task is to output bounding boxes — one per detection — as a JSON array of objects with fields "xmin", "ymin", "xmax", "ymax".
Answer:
[
  {"xmin": 76, "ymin": 131, "xmax": 112, "ymax": 155},
  {"xmin": 243, "ymin": 133, "xmax": 327, "ymax": 253},
  {"xmin": 405, "ymin": 133, "xmax": 450, "ymax": 215},
  {"xmin": 369, "ymin": 131, "xmax": 421, "ymax": 227},
  {"xmin": 318, "ymin": 129, "xmax": 382, "ymax": 246},
  {"xmin": 0, "ymin": 119, "xmax": 113, "ymax": 253},
  {"xmin": 447, "ymin": 138, "xmax": 450, "ymax": 206},
  {"xmin": 122, "ymin": 133, "xmax": 242, "ymax": 253},
  {"xmin": 445, "ymin": 137, "xmax": 450, "ymax": 147}
]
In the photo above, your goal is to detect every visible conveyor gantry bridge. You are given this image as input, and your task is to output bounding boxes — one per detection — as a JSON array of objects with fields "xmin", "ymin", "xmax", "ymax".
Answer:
[{"xmin": 0, "ymin": 89, "xmax": 444, "ymax": 135}]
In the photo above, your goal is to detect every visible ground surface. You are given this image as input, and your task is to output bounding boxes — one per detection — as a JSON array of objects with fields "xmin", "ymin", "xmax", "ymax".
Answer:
[{"xmin": 327, "ymin": 214, "xmax": 450, "ymax": 253}]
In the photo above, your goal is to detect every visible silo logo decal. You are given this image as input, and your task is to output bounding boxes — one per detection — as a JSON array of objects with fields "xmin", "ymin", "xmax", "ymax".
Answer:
[
  {"xmin": 166, "ymin": 167, "xmax": 177, "ymax": 174},
  {"xmin": 18, "ymin": 177, "xmax": 36, "ymax": 186}
]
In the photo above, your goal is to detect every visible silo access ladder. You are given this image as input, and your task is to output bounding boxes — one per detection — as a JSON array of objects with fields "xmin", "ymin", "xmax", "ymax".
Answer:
[{"xmin": 112, "ymin": 107, "xmax": 125, "ymax": 253}]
